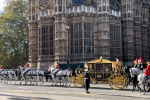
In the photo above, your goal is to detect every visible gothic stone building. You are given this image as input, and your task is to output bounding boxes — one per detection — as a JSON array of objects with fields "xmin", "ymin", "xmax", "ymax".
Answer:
[{"xmin": 28, "ymin": 0, "xmax": 150, "ymax": 69}]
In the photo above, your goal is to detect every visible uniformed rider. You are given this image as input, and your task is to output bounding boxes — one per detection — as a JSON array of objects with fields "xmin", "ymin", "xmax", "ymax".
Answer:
[
  {"xmin": 137, "ymin": 57, "xmax": 144, "ymax": 70},
  {"xmin": 144, "ymin": 61, "xmax": 150, "ymax": 82},
  {"xmin": 134, "ymin": 59, "xmax": 138, "ymax": 68},
  {"xmin": 0, "ymin": 65, "xmax": 4, "ymax": 73},
  {"xmin": 23, "ymin": 62, "xmax": 31, "ymax": 76},
  {"xmin": 116, "ymin": 57, "xmax": 121, "ymax": 72},
  {"xmin": 84, "ymin": 69, "xmax": 90, "ymax": 93},
  {"xmin": 53, "ymin": 62, "xmax": 60, "ymax": 77}
]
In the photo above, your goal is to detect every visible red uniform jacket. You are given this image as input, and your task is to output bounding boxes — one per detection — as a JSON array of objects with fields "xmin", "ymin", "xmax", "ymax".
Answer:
[
  {"xmin": 145, "ymin": 64, "xmax": 150, "ymax": 76},
  {"xmin": 26, "ymin": 63, "xmax": 30, "ymax": 68},
  {"xmin": 116, "ymin": 60, "xmax": 121, "ymax": 70},
  {"xmin": 1, "ymin": 65, "xmax": 4, "ymax": 69},
  {"xmin": 56, "ymin": 64, "xmax": 60, "ymax": 69}
]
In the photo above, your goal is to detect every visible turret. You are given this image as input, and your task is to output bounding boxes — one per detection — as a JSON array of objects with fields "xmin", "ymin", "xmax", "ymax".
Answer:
[
  {"xmin": 54, "ymin": 0, "xmax": 67, "ymax": 65},
  {"xmin": 122, "ymin": 0, "xmax": 134, "ymax": 66},
  {"xmin": 97, "ymin": 0, "xmax": 110, "ymax": 59}
]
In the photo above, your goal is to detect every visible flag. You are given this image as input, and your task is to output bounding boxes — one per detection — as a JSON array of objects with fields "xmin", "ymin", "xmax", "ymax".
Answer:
[{"xmin": 140, "ymin": 57, "xmax": 144, "ymax": 63}]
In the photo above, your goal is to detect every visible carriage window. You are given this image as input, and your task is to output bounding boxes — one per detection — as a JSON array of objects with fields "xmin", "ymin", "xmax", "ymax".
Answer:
[
  {"xmin": 104, "ymin": 63, "xmax": 112, "ymax": 71},
  {"xmin": 96, "ymin": 64, "xmax": 103, "ymax": 71},
  {"xmin": 90, "ymin": 64, "xmax": 92, "ymax": 69},
  {"xmin": 89, "ymin": 64, "xmax": 94, "ymax": 70}
]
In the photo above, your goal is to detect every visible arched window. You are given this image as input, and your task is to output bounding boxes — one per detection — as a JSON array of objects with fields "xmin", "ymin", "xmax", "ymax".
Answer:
[{"xmin": 73, "ymin": 0, "xmax": 86, "ymax": 5}]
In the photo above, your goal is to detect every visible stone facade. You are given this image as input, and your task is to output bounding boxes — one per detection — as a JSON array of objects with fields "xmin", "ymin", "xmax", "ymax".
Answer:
[{"xmin": 28, "ymin": 0, "xmax": 150, "ymax": 68}]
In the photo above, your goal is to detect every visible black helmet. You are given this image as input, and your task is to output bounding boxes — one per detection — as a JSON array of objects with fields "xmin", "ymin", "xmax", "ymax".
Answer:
[{"xmin": 116, "ymin": 57, "xmax": 119, "ymax": 59}]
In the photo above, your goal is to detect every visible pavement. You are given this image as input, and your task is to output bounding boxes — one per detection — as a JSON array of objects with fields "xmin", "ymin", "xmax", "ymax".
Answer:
[{"xmin": 0, "ymin": 81, "xmax": 150, "ymax": 100}]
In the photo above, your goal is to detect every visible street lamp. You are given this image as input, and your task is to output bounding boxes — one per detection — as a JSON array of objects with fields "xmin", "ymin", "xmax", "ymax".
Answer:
[{"xmin": 66, "ymin": 25, "xmax": 70, "ymax": 68}]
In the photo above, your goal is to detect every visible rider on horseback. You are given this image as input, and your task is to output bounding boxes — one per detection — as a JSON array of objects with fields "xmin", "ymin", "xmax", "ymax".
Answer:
[
  {"xmin": 134, "ymin": 59, "xmax": 138, "ymax": 68},
  {"xmin": 53, "ymin": 62, "xmax": 60, "ymax": 77},
  {"xmin": 138, "ymin": 57, "xmax": 144, "ymax": 70},
  {"xmin": 23, "ymin": 62, "xmax": 31, "ymax": 77},
  {"xmin": 0, "ymin": 65, "xmax": 4, "ymax": 72},
  {"xmin": 144, "ymin": 61, "xmax": 150, "ymax": 82}
]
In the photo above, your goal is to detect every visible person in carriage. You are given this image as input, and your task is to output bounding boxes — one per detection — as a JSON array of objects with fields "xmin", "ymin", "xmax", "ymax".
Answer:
[{"xmin": 144, "ymin": 61, "xmax": 150, "ymax": 82}]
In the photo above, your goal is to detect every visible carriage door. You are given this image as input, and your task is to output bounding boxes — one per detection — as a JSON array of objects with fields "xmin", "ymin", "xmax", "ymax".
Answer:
[
  {"xmin": 103, "ymin": 63, "xmax": 112, "ymax": 81},
  {"xmin": 95, "ymin": 64, "xmax": 104, "ymax": 81}
]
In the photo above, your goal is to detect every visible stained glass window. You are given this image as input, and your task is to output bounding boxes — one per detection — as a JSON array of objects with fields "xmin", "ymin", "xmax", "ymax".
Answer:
[
  {"xmin": 79, "ymin": 32, "xmax": 82, "ymax": 38},
  {"xmin": 110, "ymin": 41, "xmax": 113, "ymax": 47},
  {"xmin": 74, "ymin": 24, "xmax": 78, "ymax": 31},
  {"xmin": 115, "ymin": 42, "xmax": 120, "ymax": 47},
  {"xmin": 79, "ymin": 39, "xmax": 82, "ymax": 46},
  {"xmin": 116, "ymin": 48, "xmax": 120, "ymax": 54},
  {"xmin": 109, "ymin": 26, "xmax": 113, "ymax": 34},
  {"xmin": 71, "ymin": 40, "xmax": 73, "ymax": 46},
  {"xmin": 79, "ymin": 47, "xmax": 82, "ymax": 53},
  {"xmin": 79, "ymin": 24, "xmax": 82, "ymax": 31},
  {"xmin": 71, "ymin": 48, "xmax": 73, "ymax": 54},
  {"xmin": 115, "ymin": 35, "xmax": 120, "ymax": 40},
  {"xmin": 50, "ymin": 42, "xmax": 53, "ymax": 47},
  {"xmin": 87, "ymin": 47, "xmax": 91, "ymax": 54},
  {"xmin": 110, "ymin": 48, "xmax": 113, "ymax": 54},
  {"xmin": 115, "ymin": 27, "xmax": 120, "ymax": 34},
  {"xmin": 87, "ymin": 23, "xmax": 91, "ymax": 31},
  {"xmin": 75, "ymin": 47, "xmax": 78, "ymax": 54},
  {"xmin": 50, "ymin": 34, "xmax": 53, "ymax": 40},
  {"xmin": 74, "ymin": 32, "xmax": 78, "ymax": 38},
  {"xmin": 87, "ymin": 32, "xmax": 91, "ymax": 38},
  {"xmin": 50, "ymin": 27, "xmax": 53, "ymax": 33},
  {"xmin": 110, "ymin": 34, "xmax": 113, "ymax": 40},
  {"xmin": 75, "ymin": 40, "xmax": 78, "ymax": 46}
]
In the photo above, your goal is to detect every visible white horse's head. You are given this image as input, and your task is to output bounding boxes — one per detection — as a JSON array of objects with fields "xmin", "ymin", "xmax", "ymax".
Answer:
[
  {"xmin": 18, "ymin": 66, "xmax": 24, "ymax": 70},
  {"xmin": 48, "ymin": 65, "xmax": 55, "ymax": 72},
  {"xmin": 129, "ymin": 68, "xmax": 144, "ymax": 78}
]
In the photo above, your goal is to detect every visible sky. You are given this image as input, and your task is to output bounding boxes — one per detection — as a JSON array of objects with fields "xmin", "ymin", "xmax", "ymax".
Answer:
[{"xmin": 0, "ymin": 0, "xmax": 6, "ymax": 13}]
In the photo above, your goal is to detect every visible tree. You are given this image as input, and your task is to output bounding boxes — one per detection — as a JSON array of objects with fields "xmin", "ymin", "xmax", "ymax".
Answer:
[{"xmin": 0, "ymin": 0, "xmax": 29, "ymax": 68}]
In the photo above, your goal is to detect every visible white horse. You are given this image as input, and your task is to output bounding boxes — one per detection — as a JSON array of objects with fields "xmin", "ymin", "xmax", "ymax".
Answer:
[
  {"xmin": 129, "ymin": 67, "xmax": 150, "ymax": 94},
  {"xmin": 18, "ymin": 66, "xmax": 37, "ymax": 85},
  {"xmin": 0, "ymin": 69, "xmax": 9, "ymax": 84},
  {"xmin": 48, "ymin": 65, "xmax": 69, "ymax": 86},
  {"xmin": 37, "ymin": 70, "xmax": 44, "ymax": 85},
  {"xmin": 129, "ymin": 68, "xmax": 144, "ymax": 91},
  {"xmin": 137, "ymin": 73, "xmax": 150, "ymax": 95},
  {"xmin": 22, "ymin": 68, "xmax": 38, "ymax": 85},
  {"xmin": 7, "ymin": 70, "xmax": 16, "ymax": 84},
  {"xmin": 129, "ymin": 68, "xmax": 144, "ymax": 77},
  {"xmin": 63, "ymin": 69, "xmax": 73, "ymax": 86},
  {"xmin": 18, "ymin": 66, "xmax": 44, "ymax": 85}
]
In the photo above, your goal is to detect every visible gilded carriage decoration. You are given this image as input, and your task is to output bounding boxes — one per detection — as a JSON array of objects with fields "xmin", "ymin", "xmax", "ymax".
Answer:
[{"xmin": 71, "ymin": 56, "xmax": 128, "ymax": 90}]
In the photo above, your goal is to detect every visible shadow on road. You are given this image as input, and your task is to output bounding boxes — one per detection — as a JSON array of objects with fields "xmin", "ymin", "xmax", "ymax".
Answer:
[
  {"xmin": 10, "ymin": 83, "xmax": 133, "ymax": 92},
  {"xmin": 97, "ymin": 93, "xmax": 150, "ymax": 99},
  {"xmin": 0, "ymin": 94, "xmax": 53, "ymax": 100}
]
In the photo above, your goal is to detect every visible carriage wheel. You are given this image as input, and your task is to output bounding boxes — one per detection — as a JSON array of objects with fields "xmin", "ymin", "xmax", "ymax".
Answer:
[
  {"xmin": 109, "ymin": 74, "xmax": 126, "ymax": 90},
  {"xmin": 75, "ymin": 68, "xmax": 81, "ymax": 76},
  {"xmin": 73, "ymin": 76, "xmax": 84, "ymax": 88},
  {"xmin": 124, "ymin": 75, "xmax": 129, "ymax": 88}
]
